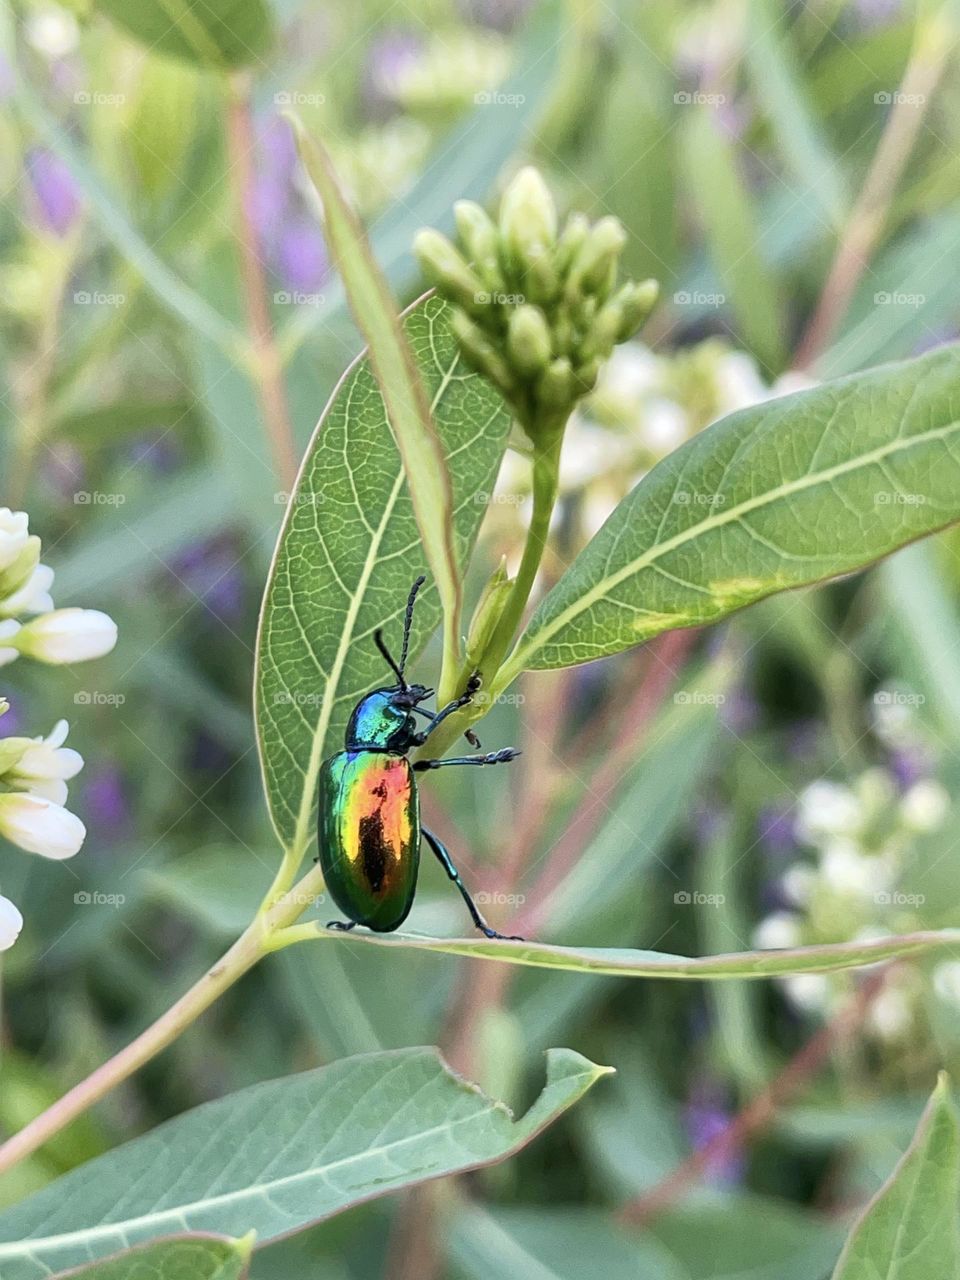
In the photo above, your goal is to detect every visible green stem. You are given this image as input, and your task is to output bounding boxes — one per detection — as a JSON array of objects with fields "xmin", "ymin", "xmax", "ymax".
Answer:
[
  {"xmin": 418, "ymin": 431, "xmax": 564, "ymax": 761},
  {"xmin": 0, "ymin": 861, "xmax": 326, "ymax": 1178}
]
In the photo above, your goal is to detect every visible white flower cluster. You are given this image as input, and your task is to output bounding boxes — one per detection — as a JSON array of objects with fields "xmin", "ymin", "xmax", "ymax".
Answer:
[
  {"xmin": 755, "ymin": 764, "xmax": 951, "ymax": 1040},
  {"xmin": 0, "ymin": 509, "xmax": 119, "ymax": 951},
  {"xmin": 0, "ymin": 508, "xmax": 117, "ymax": 667},
  {"xmin": 561, "ymin": 339, "xmax": 813, "ymax": 541}
]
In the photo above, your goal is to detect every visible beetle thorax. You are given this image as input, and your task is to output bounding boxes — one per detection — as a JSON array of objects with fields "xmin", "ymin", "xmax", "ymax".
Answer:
[{"xmin": 346, "ymin": 689, "xmax": 415, "ymax": 751}]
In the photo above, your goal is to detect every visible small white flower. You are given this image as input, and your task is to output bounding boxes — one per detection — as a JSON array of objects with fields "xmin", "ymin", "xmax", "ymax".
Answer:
[
  {"xmin": 15, "ymin": 608, "xmax": 117, "ymax": 664},
  {"xmin": 0, "ymin": 563, "xmax": 54, "ymax": 617},
  {"xmin": 868, "ymin": 987, "xmax": 913, "ymax": 1040},
  {"xmin": 24, "ymin": 5, "xmax": 79, "ymax": 58},
  {"xmin": 900, "ymin": 780, "xmax": 950, "ymax": 833},
  {"xmin": 0, "ymin": 619, "xmax": 20, "ymax": 667},
  {"xmin": 0, "ymin": 792, "xmax": 85, "ymax": 860},
  {"xmin": 713, "ymin": 351, "xmax": 768, "ymax": 414},
  {"xmin": 782, "ymin": 972, "xmax": 830, "ymax": 1013},
  {"xmin": 0, "ymin": 894, "xmax": 23, "ymax": 951},
  {"xmin": 641, "ymin": 398, "xmax": 689, "ymax": 456},
  {"xmin": 782, "ymin": 863, "xmax": 816, "ymax": 906},
  {"xmin": 820, "ymin": 841, "xmax": 883, "ymax": 895},
  {"xmin": 753, "ymin": 911, "xmax": 801, "ymax": 950},
  {"xmin": 5, "ymin": 720, "xmax": 83, "ymax": 806},
  {"xmin": 795, "ymin": 779, "xmax": 863, "ymax": 843},
  {"xmin": 0, "ymin": 510, "xmax": 30, "ymax": 576},
  {"xmin": 934, "ymin": 960, "xmax": 960, "ymax": 1009}
]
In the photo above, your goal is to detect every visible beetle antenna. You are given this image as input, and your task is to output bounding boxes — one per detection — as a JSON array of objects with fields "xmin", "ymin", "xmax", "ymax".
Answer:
[
  {"xmin": 374, "ymin": 630, "xmax": 406, "ymax": 687},
  {"xmin": 398, "ymin": 575, "xmax": 426, "ymax": 678}
]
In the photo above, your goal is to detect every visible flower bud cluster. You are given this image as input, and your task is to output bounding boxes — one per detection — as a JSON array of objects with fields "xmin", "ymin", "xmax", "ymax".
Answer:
[
  {"xmin": 414, "ymin": 168, "xmax": 658, "ymax": 441},
  {"xmin": 0, "ymin": 508, "xmax": 117, "ymax": 667}
]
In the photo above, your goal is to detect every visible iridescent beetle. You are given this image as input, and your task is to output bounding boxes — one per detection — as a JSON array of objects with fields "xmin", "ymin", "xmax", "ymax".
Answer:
[{"xmin": 317, "ymin": 576, "xmax": 521, "ymax": 939}]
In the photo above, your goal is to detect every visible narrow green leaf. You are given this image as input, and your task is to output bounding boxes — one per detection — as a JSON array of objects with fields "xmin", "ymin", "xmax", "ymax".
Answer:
[
  {"xmin": 51, "ymin": 1234, "xmax": 253, "ymax": 1280},
  {"xmin": 501, "ymin": 343, "xmax": 960, "ymax": 679},
  {"xmin": 746, "ymin": 0, "xmax": 846, "ymax": 227},
  {"xmin": 314, "ymin": 926, "xmax": 960, "ymax": 978},
  {"xmin": 680, "ymin": 107, "xmax": 785, "ymax": 370},
  {"xmin": 0, "ymin": 1048, "xmax": 609, "ymax": 1279},
  {"xmin": 289, "ymin": 119, "xmax": 464, "ymax": 692},
  {"xmin": 92, "ymin": 0, "xmax": 273, "ymax": 69},
  {"xmin": 832, "ymin": 1073, "xmax": 960, "ymax": 1279},
  {"xmin": 255, "ymin": 295, "xmax": 511, "ymax": 853}
]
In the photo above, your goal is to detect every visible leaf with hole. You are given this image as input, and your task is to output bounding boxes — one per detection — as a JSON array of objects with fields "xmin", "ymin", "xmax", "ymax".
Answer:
[{"xmin": 0, "ymin": 1048, "xmax": 608, "ymax": 1280}]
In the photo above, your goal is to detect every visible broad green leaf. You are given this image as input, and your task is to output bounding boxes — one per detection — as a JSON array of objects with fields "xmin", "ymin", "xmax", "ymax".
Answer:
[
  {"xmin": 451, "ymin": 1205, "xmax": 687, "ymax": 1280},
  {"xmin": 315, "ymin": 925, "xmax": 960, "ymax": 978},
  {"xmin": 93, "ymin": 0, "xmax": 273, "ymax": 69},
  {"xmin": 832, "ymin": 1073, "xmax": 960, "ymax": 1279},
  {"xmin": 255, "ymin": 295, "xmax": 511, "ymax": 853},
  {"xmin": 51, "ymin": 1234, "xmax": 253, "ymax": 1280},
  {"xmin": 290, "ymin": 121, "xmax": 463, "ymax": 690},
  {"xmin": 501, "ymin": 342, "xmax": 960, "ymax": 679},
  {"xmin": 0, "ymin": 1048, "xmax": 609, "ymax": 1280},
  {"xmin": 680, "ymin": 107, "xmax": 785, "ymax": 371}
]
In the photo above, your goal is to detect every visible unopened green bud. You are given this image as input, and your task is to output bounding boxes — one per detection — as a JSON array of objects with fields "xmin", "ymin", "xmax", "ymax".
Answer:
[
  {"xmin": 522, "ymin": 247, "xmax": 561, "ymax": 306},
  {"xmin": 555, "ymin": 213, "xmax": 590, "ymax": 277},
  {"xmin": 465, "ymin": 556, "xmax": 513, "ymax": 666},
  {"xmin": 507, "ymin": 305, "xmax": 552, "ymax": 377},
  {"xmin": 537, "ymin": 357, "xmax": 574, "ymax": 410},
  {"xmin": 451, "ymin": 310, "xmax": 516, "ymax": 396},
  {"xmin": 567, "ymin": 216, "xmax": 627, "ymax": 299},
  {"xmin": 578, "ymin": 303, "xmax": 622, "ymax": 363},
  {"xmin": 454, "ymin": 200, "xmax": 503, "ymax": 290},
  {"xmin": 414, "ymin": 228, "xmax": 487, "ymax": 315},
  {"xmin": 499, "ymin": 167, "xmax": 558, "ymax": 274},
  {"xmin": 574, "ymin": 354, "xmax": 603, "ymax": 394},
  {"xmin": 612, "ymin": 278, "xmax": 659, "ymax": 340},
  {"xmin": 0, "ymin": 536, "xmax": 39, "ymax": 598}
]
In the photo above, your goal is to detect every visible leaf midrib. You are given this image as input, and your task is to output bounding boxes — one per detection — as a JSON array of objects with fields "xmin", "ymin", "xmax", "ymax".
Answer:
[
  {"xmin": 0, "ymin": 1100, "xmax": 508, "ymax": 1260},
  {"xmin": 270, "ymin": 345, "xmax": 463, "ymax": 857},
  {"xmin": 503, "ymin": 413, "xmax": 960, "ymax": 677}
]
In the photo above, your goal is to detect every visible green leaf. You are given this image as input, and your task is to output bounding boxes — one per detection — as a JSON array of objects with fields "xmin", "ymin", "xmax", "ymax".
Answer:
[
  {"xmin": 313, "ymin": 925, "xmax": 960, "ymax": 978},
  {"xmin": 501, "ymin": 342, "xmax": 960, "ymax": 678},
  {"xmin": 51, "ymin": 1234, "xmax": 253, "ymax": 1280},
  {"xmin": 745, "ymin": 0, "xmax": 846, "ymax": 227},
  {"xmin": 451, "ymin": 1205, "xmax": 687, "ymax": 1280},
  {"xmin": 255, "ymin": 295, "xmax": 511, "ymax": 853},
  {"xmin": 289, "ymin": 120, "xmax": 464, "ymax": 693},
  {"xmin": 832, "ymin": 1073, "xmax": 960, "ymax": 1279},
  {"xmin": 0, "ymin": 1048, "xmax": 609, "ymax": 1279},
  {"xmin": 92, "ymin": 0, "xmax": 273, "ymax": 69},
  {"xmin": 680, "ymin": 107, "xmax": 785, "ymax": 370}
]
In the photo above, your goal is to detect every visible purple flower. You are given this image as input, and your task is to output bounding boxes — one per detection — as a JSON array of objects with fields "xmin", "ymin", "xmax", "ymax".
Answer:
[
  {"xmin": 685, "ymin": 1080, "xmax": 744, "ymax": 1185},
  {"xmin": 363, "ymin": 29, "xmax": 423, "ymax": 117},
  {"xmin": 170, "ymin": 538, "xmax": 245, "ymax": 626},
  {"xmin": 27, "ymin": 148, "xmax": 81, "ymax": 236},
  {"xmin": 276, "ymin": 217, "xmax": 328, "ymax": 294},
  {"xmin": 83, "ymin": 763, "xmax": 130, "ymax": 840}
]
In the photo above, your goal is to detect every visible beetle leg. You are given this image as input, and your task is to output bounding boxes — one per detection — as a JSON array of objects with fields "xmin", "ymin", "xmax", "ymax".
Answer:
[
  {"xmin": 464, "ymin": 728, "xmax": 482, "ymax": 749},
  {"xmin": 327, "ymin": 919, "xmax": 357, "ymax": 932},
  {"xmin": 414, "ymin": 748, "xmax": 521, "ymax": 771},
  {"xmin": 421, "ymin": 826, "xmax": 524, "ymax": 941},
  {"xmin": 414, "ymin": 672, "xmax": 483, "ymax": 745}
]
